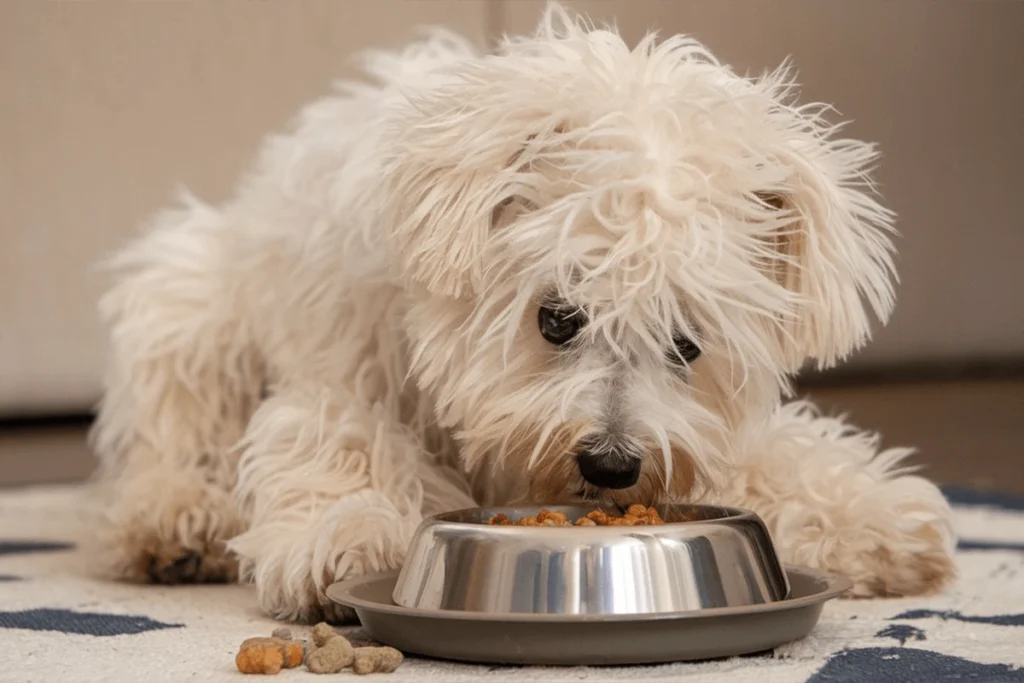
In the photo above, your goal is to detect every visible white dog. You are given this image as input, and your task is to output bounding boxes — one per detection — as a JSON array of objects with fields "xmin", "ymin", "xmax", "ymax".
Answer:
[{"xmin": 89, "ymin": 4, "xmax": 956, "ymax": 622}]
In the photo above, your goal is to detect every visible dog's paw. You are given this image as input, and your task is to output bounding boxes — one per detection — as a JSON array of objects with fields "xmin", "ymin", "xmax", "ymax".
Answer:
[
  {"xmin": 786, "ymin": 502, "xmax": 957, "ymax": 599},
  {"xmin": 91, "ymin": 473, "xmax": 244, "ymax": 585},
  {"xmin": 232, "ymin": 511, "xmax": 412, "ymax": 624},
  {"xmin": 844, "ymin": 541, "xmax": 956, "ymax": 599},
  {"xmin": 110, "ymin": 515, "xmax": 240, "ymax": 585},
  {"xmin": 841, "ymin": 506, "xmax": 957, "ymax": 598},
  {"xmin": 142, "ymin": 541, "xmax": 238, "ymax": 585},
  {"xmin": 241, "ymin": 561, "xmax": 365, "ymax": 625}
]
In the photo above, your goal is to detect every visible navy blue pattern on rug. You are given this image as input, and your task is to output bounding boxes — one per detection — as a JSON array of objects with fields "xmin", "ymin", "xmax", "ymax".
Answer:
[
  {"xmin": 807, "ymin": 647, "xmax": 1024, "ymax": 683},
  {"xmin": 0, "ymin": 540, "xmax": 74, "ymax": 555},
  {"xmin": 891, "ymin": 609, "xmax": 1024, "ymax": 627},
  {"xmin": 0, "ymin": 608, "xmax": 183, "ymax": 636},
  {"xmin": 958, "ymin": 539, "xmax": 1024, "ymax": 553},
  {"xmin": 941, "ymin": 486, "xmax": 1024, "ymax": 512},
  {"xmin": 874, "ymin": 624, "xmax": 926, "ymax": 645}
]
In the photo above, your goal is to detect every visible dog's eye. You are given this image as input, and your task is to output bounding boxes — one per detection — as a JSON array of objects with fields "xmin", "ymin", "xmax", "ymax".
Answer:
[
  {"xmin": 669, "ymin": 332, "xmax": 702, "ymax": 366},
  {"xmin": 538, "ymin": 305, "xmax": 586, "ymax": 346}
]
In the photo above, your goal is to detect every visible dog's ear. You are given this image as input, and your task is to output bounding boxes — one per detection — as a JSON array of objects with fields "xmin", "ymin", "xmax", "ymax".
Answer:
[
  {"xmin": 377, "ymin": 114, "xmax": 528, "ymax": 299},
  {"xmin": 757, "ymin": 153, "xmax": 898, "ymax": 370},
  {"xmin": 377, "ymin": 152, "xmax": 487, "ymax": 298},
  {"xmin": 380, "ymin": 94, "xmax": 559, "ymax": 298},
  {"xmin": 373, "ymin": 3, "xmax": 589, "ymax": 299},
  {"xmin": 386, "ymin": 181, "xmax": 485, "ymax": 298}
]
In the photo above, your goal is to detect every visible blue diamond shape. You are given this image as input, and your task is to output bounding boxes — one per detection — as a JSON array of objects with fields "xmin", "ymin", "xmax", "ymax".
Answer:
[
  {"xmin": 0, "ymin": 608, "xmax": 183, "ymax": 636},
  {"xmin": 807, "ymin": 647, "xmax": 1024, "ymax": 683},
  {"xmin": 0, "ymin": 541, "xmax": 74, "ymax": 555}
]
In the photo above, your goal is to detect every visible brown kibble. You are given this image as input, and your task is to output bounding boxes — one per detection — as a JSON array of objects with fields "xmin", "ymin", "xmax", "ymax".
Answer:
[
  {"xmin": 282, "ymin": 641, "xmax": 304, "ymax": 669},
  {"xmin": 626, "ymin": 504, "xmax": 648, "ymax": 518},
  {"xmin": 305, "ymin": 635, "xmax": 355, "ymax": 674},
  {"xmin": 487, "ymin": 505, "xmax": 666, "ymax": 527},
  {"xmin": 536, "ymin": 509, "xmax": 568, "ymax": 525},
  {"xmin": 236, "ymin": 646, "xmax": 283, "ymax": 675},
  {"xmin": 310, "ymin": 622, "xmax": 338, "ymax": 648},
  {"xmin": 236, "ymin": 637, "xmax": 287, "ymax": 675},
  {"xmin": 236, "ymin": 636, "xmax": 305, "ymax": 674},
  {"xmin": 271, "ymin": 627, "xmax": 292, "ymax": 641},
  {"xmin": 352, "ymin": 646, "xmax": 404, "ymax": 675}
]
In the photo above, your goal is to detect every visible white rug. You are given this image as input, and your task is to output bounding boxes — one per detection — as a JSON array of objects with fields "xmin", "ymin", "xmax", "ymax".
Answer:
[{"xmin": 2, "ymin": 484, "xmax": 1023, "ymax": 683}]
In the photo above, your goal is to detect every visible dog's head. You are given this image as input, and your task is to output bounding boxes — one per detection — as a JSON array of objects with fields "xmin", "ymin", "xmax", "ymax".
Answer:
[{"xmin": 379, "ymin": 4, "xmax": 896, "ymax": 505}]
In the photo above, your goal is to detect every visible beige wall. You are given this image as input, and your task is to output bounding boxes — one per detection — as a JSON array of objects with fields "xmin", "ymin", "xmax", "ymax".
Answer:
[
  {"xmin": 0, "ymin": 1, "xmax": 491, "ymax": 415},
  {"xmin": 2, "ymin": 1, "xmax": 1021, "ymax": 415}
]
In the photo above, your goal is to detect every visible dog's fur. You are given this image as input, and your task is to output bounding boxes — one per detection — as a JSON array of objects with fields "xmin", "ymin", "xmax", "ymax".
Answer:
[{"xmin": 89, "ymin": 4, "xmax": 956, "ymax": 622}]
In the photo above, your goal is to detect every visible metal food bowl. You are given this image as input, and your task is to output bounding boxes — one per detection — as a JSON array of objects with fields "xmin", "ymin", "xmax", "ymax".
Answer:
[{"xmin": 392, "ymin": 504, "xmax": 790, "ymax": 616}]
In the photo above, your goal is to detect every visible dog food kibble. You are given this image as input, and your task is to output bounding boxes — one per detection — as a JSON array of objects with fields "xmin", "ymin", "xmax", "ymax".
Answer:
[
  {"xmin": 310, "ymin": 622, "xmax": 339, "ymax": 648},
  {"xmin": 488, "ymin": 505, "xmax": 665, "ymax": 526},
  {"xmin": 585, "ymin": 509, "xmax": 610, "ymax": 525},
  {"xmin": 536, "ymin": 509, "xmax": 568, "ymax": 525},
  {"xmin": 304, "ymin": 622, "xmax": 356, "ymax": 674},
  {"xmin": 282, "ymin": 641, "xmax": 305, "ymax": 669},
  {"xmin": 236, "ymin": 639, "xmax": 284, "ymax": 675},
  {"xmin": 235, "ymin": 636, "xmax": 304, "ymax": 675},
  {"xmin": 306, "ymin": 635, "xmax": 355, "ymax": 674},
  {"xmin": 352, "ymin": 646, "xmax": 405, "ymax": 675},
  {"xmin": 235, "ymin": 622, "xmax": 404, "ymax": 676}
]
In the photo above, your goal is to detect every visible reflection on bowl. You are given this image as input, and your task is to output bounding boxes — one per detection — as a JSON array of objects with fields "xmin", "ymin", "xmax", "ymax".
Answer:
[{"xmin": 393, "ymin": 504, "xmax": 790, "ymax": 616}]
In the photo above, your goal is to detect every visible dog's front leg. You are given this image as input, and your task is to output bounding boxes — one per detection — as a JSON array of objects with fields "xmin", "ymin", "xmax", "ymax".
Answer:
[
  {"xmin": 720, "ymin": 401, "xmax": 957, "ymax": 598},
  {"xmin": 227, "ymin": 383, "xmax": 474, "ymax": 623}
]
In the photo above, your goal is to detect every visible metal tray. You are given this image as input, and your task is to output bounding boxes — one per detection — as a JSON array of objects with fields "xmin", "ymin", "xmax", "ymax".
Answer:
[{"xmin": 326, "ymin": 565, "xmax": 851, "ymax": 666}]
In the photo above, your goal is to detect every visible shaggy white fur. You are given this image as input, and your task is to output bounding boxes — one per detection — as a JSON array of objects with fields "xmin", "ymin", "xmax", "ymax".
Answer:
[{"xmin": 89, "ymin": 3, "xmax": 956, "ymax": 622}]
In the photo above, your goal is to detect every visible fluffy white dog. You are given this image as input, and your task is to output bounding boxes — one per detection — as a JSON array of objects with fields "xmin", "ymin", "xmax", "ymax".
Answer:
[{"xmin": 89, "ymin": 4, "xmax": 956, "ymax": 622}]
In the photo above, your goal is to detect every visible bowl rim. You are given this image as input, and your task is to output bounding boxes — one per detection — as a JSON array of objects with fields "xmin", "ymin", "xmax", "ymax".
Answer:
[
  {"xmin": 332, "ymin": 566, "xmax": 852, "ymax": 623},
  {"xmin": 420, "ymin": 503, "xmax": 761, "ymax": 532}
]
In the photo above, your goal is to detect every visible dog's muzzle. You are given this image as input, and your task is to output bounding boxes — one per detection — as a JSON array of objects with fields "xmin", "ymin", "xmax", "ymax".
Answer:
[{"xmin": 576, "ymin": 450, "xmax": 641, "ymax": 489}]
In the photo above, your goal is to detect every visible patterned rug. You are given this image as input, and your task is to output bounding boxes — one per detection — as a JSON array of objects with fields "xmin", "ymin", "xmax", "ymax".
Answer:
[{"xmin": 1, "ymin": 484, "xmax": 1023, "ymax": 683}]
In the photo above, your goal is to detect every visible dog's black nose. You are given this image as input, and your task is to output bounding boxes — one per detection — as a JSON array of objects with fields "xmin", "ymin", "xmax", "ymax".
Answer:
[{"xmin": 576, "ymin": 450, "xmax": 641, "ymax": 489}]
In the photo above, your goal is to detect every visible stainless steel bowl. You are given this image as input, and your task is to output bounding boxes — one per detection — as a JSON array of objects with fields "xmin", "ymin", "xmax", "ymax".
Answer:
[{"xmin": 393, "ymin": 504, "xmax": 790, "ymax": 616}]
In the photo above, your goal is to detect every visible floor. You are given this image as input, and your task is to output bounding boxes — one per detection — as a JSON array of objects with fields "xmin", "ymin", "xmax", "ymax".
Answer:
[
  {"xmin": 803, "ymin": 378, "xmax": 1023, "ymax": 493},
  {"xmin": 1, "ymin": 378, "xmax": 1021, "ymax": 492}
]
